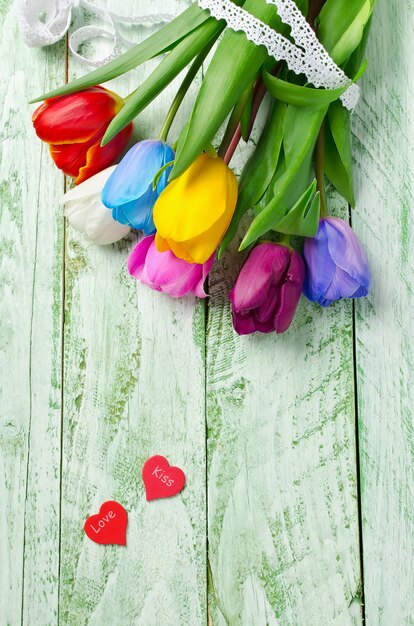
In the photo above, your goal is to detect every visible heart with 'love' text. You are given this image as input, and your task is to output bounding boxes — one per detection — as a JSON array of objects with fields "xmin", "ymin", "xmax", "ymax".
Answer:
[
  {"xmin": 84, "ymin": 500, "xmax": 128, "ymax": 545},
  {"xmin": 142, "ymin": 455, "xmax": 186, "ymax": 501}
]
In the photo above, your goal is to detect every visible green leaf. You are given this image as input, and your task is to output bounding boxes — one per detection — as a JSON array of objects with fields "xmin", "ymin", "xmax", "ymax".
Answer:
[
  {"xmin": 240, "ymin": 84, "xmax": 254, "ymax": 141},
  {"xmin": 263, "ymin": 70, "xmax": 350, "ymax": 107},
  {"xmin": 324, "ymin": 101, "xmax": 355, "ymax": 205},
  {"xmin": 239, "ymin": 104, "xmax": 327, "ymax": 250},
  {"xmin": 170, "ymin": 0, "xmax": 308, "ymax": 179},
  {"xmin": 219, "ymin": 100, "xmax": 286, "ymax": 255},
  {"xmin": 152, "ymin": 160, "xmax": 175, "ymax": 191},
  {"xmin": 317, "ymin": 0, "xmax": 374, "ymax": 66},
  {"xmin": 30, "ymin": 4, "xmax": 211, "ymax": 103},
  {"xmin": 271, "ymin": 179, "xmax": 320, "ymax": 237},
  {"xmin": 101, "ymin": 20, "xmax": 224, "ymax": 146}
]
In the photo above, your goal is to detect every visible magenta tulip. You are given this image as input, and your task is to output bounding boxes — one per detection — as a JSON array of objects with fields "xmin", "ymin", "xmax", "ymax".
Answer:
[
  {"xmin": 229, "ymin": 242, "xmax": 305, "ymax": 335},
  {"xmin": 128, "ymin": 235, "xmax": 214, "ymax": 298}
]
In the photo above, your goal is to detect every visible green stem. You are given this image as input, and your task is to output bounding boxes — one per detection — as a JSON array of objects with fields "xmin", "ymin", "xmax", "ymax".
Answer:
[
  {"xmin": 217, "ymin": 84, "xmax": 253, "ymax": 159},
  {"xmin": 278, "ymin": 233, "xmax": 292, "ymax": 247},
  {"xmin": 158, "ymin": 43, "xmax": 214, "ymax": 142},
  {"xmin": 315, "ymin": 122, "xmax": 328, "ymax": 217}
]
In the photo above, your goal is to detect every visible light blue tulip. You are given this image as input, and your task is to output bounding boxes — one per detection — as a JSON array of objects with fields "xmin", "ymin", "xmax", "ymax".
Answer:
[
  {"xmin": 303, "ymin": 217, "xmax": 371, "ymax": 307},
  {"xmin": 101, "ymin": 140, "xmax": 175, "ymax": 235}
]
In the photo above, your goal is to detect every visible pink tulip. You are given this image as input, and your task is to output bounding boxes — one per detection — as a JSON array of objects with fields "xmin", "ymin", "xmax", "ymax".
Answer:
[
  {"xmin": 229, "ymin": 242, "xmax": 305, "ymax": 335},
  {"xmin": 128, "ymin": 236, "xmax": 214, "ymax": 298}
]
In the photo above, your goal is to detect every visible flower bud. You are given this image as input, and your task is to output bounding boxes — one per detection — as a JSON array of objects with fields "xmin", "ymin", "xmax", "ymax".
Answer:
[
  {"xmin": 303, "ymin": 217, "xmax": 371, "ymax": 306},
  {"xmin": 60, "ymin": 166, "xmax": 130, "ymax": 245},
  {"xmin": 128, "ymin": 235, "xmax": 214, "ymax": 298},
  {"xmin": 33, "ymin": 86, "xmax": 133, "ymax": 184},
  {"xmin": 154, "ymin": 154, "xmax": 238, "ymax": 264},
  {"xmin": 101, "ymin": 140, "xmax": 174, "ymax": 235},
  {"xmin": 229, "ymin": 242, "xmax": 305, "ymax": 335}
]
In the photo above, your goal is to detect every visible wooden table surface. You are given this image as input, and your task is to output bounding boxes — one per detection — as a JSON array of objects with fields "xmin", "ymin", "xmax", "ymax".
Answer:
[{"xmin": 1, "ymin": 0, "xmax": 413, "ymax": 624}]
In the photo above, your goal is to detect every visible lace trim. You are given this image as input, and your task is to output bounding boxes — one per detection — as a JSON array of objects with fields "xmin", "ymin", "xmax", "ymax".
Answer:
[
  {"xmin": 198, "ymin": 0, "xmax": 359, "ymax": 109},
  {"xmin": 18, "ymin": 0, "xmax": 360, "ymax": 108}
]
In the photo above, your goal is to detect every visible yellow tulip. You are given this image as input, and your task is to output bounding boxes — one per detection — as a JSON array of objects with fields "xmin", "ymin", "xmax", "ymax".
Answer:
[{"xmin": 153, "ymin": 153, "xmax": 238, "ymax": 264}]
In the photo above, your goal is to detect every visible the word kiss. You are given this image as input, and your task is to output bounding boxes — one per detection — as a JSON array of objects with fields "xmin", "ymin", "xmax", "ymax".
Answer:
[{"xmin": 142, "ymin": 455, "xmax": 186, "ymax": 501}]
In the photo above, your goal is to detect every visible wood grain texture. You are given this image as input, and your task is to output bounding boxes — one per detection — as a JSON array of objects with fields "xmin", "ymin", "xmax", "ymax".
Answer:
[
  {"xmin": 206, "ymin": 190, "xmax": 363, "ymax": 625},
  {"xmin": 0, "ymin": 2, "xmax": 65, "ymax": 624},
  {"xmin": 58, "ymin": 3, "xmax": 207, "ymax": 624},
  {"xmin": 3, "ymin": 0, "xmax": 413, "ymax": 624},
  {"xmin": 352, "ymin": 2, "xmax": 414, "ymax": 624}
]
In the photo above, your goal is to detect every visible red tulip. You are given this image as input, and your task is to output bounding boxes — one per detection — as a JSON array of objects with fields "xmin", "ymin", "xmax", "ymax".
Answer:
[{"xmin": 32, "ymin": 86, "xmax": 132, "ymax": 184}]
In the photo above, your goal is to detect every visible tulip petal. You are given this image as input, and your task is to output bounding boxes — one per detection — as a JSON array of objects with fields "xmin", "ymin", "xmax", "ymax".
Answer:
[
  {"xmin": 154, "ymin": 233, "xmax": 171, "ymax": 253},
  {"xmin": 232, "ymin": 311, "xmax": 259, "ymax": 335},
  {"xmin": 255, "ymin": 287, "xmax": 279, "ymax": 324},
  {"xmin": 145, "ymin": 242, "xmax": 192, "ymax": 284},
  {"xmin": 230, "ymin": 244, "xmax": 290, "ymax": 312},
  {"xmin": 128, "ymin": 236, "xmax": 154, "ymax": 278},
  {"xmin": 112, "ymin": 191, "xmax": 156, "ymax": 234},
  {"xmin": 322, "ymin": 265, "xmax": 363, "ymax": 305},
  {"xmin": 101, "ymin": 140, "xmax": 174, "ymax": 207},
  {"xmin": 324, "ymin": 217, "xmax": 371, "ymax": 289},
  {"xmin": 194, "ymin": 254, "xmax": 215, "ymax": 298},
  {"xmin": 303, "ymin": 220, "xmax": 336, "ymax": 301},
  {"xmin": 128, "ymin": 236, "xmax": 212, "ymax": 298},
  {"xmin": 76, "ymin": 124, "xmax": 133, "ymax": 185},
  {"xmin": 153, "ymin": 154, "xmax": 238, "ymax": 241},
  {"xmin": 352, "ymin": 285, "xmax": 370, "ymax": 298},
  {"xmin": 163, "ymin": 253, "xmax": 214, "ymax": 298},
  {"xmin": 50, "ymin": 142, "xmax": 88, "ymax": 178},
  {"xmin": 274, "ymin": 252, "xmax": 305, "ymax": 332},
  {"xmin": 33, "ymin": 87, "xmax": 121, "ymax": 144},
  {"xmin": 60, "ymin": 166, "xmax": 117, "ymax": 204},
  {"xmin": 144, "ymin": 242, "xmax": 207, "ymax": 298}
]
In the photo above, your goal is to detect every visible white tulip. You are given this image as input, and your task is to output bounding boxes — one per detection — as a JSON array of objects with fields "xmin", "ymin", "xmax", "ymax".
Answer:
[{"xmin": 60, "ymin": 166, "xmax": 130, "ymax": 245}]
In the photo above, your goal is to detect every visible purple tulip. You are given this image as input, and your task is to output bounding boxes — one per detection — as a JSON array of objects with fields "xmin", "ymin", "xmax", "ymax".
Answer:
[
  {"xmin": 229, "ymin": 242, "xmax": 305, "ymax": 335},
  {"xmin": 128, "ymin": 235, "xmax": 214, "ymax": 298},
  {"xmin": 303, "ymin": 217, "xmax": 371, "ymax": 307}
]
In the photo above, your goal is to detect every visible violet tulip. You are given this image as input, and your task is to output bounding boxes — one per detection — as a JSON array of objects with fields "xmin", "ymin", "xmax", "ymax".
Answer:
[
  {"xmin": 303, "ymin": 217, "xmax": 371, "ymax": 307},
  {"xmin": 128, "ymin": 235, "xmax": 214, "ymax": 298},
  {"xmin": 229, "ymin": 242, "xmax": 305, "ymax": 335}
]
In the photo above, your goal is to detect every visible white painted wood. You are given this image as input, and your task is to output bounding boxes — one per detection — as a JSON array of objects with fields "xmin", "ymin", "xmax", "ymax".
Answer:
[
  {"xmin": 0, "ymin": 2, "xmax": 65, "ymax": 624},
  {"xmin": 58, "ymin": 3, "xmax": 207, "ymax": 624},
  {"xmin": 3, "ymin": 0, "xmax": 412, "ymax": 623},
  {"xmin": 352, "ymin": 1, "xmax": 414, "ymax": 623},
  {"xmin": 206, "ymin": 191, "xmax": 363, "ymax": 625}
]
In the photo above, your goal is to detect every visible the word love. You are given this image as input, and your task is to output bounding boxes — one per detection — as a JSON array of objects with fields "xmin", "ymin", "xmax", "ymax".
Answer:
[
  {"xmin": 142, "ymin": 455, "xmax": 186, "ymax": 501},
  {"xmin": 84, "ymin": 500, "xmax": 128, "ymax": 545}
]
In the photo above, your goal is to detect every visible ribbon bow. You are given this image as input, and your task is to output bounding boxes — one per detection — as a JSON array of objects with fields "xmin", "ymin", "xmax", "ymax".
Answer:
[{"xmin": 18, "ymin": 0, "xmax": 177, "ymax": 66}]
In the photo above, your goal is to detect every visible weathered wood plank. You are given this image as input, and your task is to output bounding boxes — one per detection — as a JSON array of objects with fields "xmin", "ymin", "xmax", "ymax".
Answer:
[
  {"xmin": 206, "ymin": 191, "xmax": 363, "ymax": 625},
  {"xmin": 58, "ymin": 3, "xmax": 207, "ymax": 624},
  {"xmin": 352, "ymin": 2, "xmax": 414, "ymax": 624},
  {"xmin": 0, "ymin": 2, "xmax": 65, "ymax": 624}
]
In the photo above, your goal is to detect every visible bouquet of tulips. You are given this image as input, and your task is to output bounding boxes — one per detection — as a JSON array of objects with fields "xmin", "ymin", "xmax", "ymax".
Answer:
[{"xmin": 31, "ymin": 0, "xmax": 375, "ymax": 335}]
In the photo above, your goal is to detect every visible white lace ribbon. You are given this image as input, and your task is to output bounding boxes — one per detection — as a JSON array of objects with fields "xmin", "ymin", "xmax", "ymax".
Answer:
[
  {"xmin": 19, "ymin": 0, "xmax": 359, "ymax": 108},
  {"xmin": 18, "ymin": 0, "xmax": 177, "ymax": 66},
  {"xmin": 198, "ymin": 0, "xmax": 359, "ymax": 109}
]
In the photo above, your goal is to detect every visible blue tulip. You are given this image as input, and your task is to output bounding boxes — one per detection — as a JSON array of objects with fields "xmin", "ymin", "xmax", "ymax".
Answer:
[
  {"xmin": 101, "ymin": 140, "xmax": 175, "ymax": 235},
  {"xmin": 303, "ymin": 217, "xmax": 371, "ymax": 307}
]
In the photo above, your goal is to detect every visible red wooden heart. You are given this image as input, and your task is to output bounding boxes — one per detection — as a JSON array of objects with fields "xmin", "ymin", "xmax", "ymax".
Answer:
[
  {"xmin": 84, "ymin": 500, "xmax": 128, "ymax": 545},
  {"xmin": 142, "ymin": 455, "xmax": 186, "ymax": 501}
]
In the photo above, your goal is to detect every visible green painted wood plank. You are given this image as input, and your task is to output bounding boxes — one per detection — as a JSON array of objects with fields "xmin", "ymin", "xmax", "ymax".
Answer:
[
  {"xmin": 206, "ymin": 190, "xmax": 363, "ymax": 625},
  {"xmin": 0, "ymin": 2, "xmax": 65, "ymax": 624},
  {"xmin": 58, "ymin": 3, "xmax": 207, "ymax": 624},
  {"xmin": 352, "ymin": 2, "xmax": 414, "ymax": 624}
]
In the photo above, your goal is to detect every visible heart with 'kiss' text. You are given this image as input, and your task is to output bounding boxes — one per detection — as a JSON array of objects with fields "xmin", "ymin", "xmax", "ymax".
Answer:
[{"xmin": 142, "ymin": 455, "xmax": 186, "ymax": 501}]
